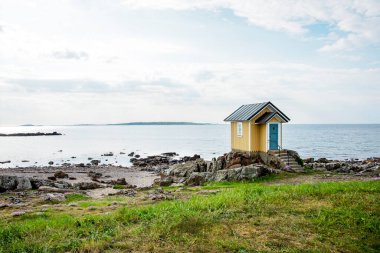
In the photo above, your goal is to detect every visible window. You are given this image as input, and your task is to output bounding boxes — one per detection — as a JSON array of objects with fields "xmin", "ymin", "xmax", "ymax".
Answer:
[{"xmin": 237, "ymin": 122, "xmax": 243, "ymax": 137}]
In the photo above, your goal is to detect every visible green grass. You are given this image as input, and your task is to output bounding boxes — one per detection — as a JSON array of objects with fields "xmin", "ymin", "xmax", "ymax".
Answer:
[
  {"xmin": 0, "ymin": 180, "xmax": 379, "ymax": 252},
  {"xmin": 112, "ymin": 184, "xmax": 126, "ymax": 189},
  {"xmin": 64, "ymin": 193, "xmax": 91, "ymax": 203}
]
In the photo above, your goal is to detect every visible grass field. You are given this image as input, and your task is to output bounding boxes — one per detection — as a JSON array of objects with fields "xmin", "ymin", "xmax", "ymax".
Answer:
[{"xmin": 0, "ymin": 177, "xmax": 379, "ymax": 252}]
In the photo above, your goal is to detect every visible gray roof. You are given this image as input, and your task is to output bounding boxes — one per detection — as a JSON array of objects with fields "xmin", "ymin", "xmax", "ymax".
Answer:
[
  {"xmin": 255, "ymin": 112, "xmax": 277, "ymax": 124},
  {"xmin": 224, "ymin": 101, "xmax": 290, "ymax": 122}
]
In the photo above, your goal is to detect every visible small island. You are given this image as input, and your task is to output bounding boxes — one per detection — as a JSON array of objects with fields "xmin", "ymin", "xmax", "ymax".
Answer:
[{"xmin": 0, "ymin": 132, "xmax": 62, "ymax": 137}]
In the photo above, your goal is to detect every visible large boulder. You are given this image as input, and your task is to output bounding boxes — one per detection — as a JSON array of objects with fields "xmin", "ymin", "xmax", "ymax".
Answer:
[
  {"xmin": 0, "ymin": 176, "xmax": 32, "ymax": 192},
  {"xmin": 168, "ymin": 159, "xmax": 207, "ymax": 177},
  {"xmin": 16, "ymin": 177, "xmax": 32, "ymax": 190},
  {"xmin": 184, "ymin": 172, "xmax": 211, "ymax": 186},
  {"xmin": 0, "ymin": 176, "xmax": 17, "ymax": 192},
  {"xmin": 30, "ymin": 178, "xmax": 55, "ymax": 189},
  {"xmin": 238, "ymin": 164, "xmax": 269, "ymax": 180},
  {"xmin": 213, "ymin": 170, "xmax": 228, "ymax": 181},
  {"xmin": 159, "ymin": 176, "xmax": 174, "ymax": 186},
  {"xmin": 211, "ymin": 164, "xmax": 271, "ymax": 182},
  {"xmin": 74, "ymin": 182, "xmax": 103, "ymax": 190}
]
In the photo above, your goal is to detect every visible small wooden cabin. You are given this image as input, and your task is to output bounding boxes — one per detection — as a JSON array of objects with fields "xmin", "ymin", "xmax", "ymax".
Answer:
[{"xmin": 224, "ymin": 102, "xmax": 290, "ymax": 152}]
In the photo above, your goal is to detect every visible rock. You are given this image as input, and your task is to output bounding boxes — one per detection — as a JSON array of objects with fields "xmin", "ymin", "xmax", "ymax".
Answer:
[
  {"xmin": 7, "ymin": 197, "xmax": 21, "ymax": 204},
  {"xmin": 38, "ymin": 186, "xmax": 74, "ymax": 193},
  {"xmin": 41, "ymin": 193, "xmax": 65, "ymax": 202},
  {"xmin": 317, "ymin": 158, "xmax": 329, "ymax": 163},
  {"xmin": 11, "ymin": 211, "xmax": 26, "ymax": 217},
  {"xmin": 304, "ymin": 158, "xmax": 315, "ymax": 163},
  {"xmin": 47, "ymin": 176, "xmax": 57, "ymax": 181},
  {"xmin": 0, "ymin": 176, "xmax": 32, "ymax": 191},
  {"xmin": 147, "ymin": 188, "xmax": 175, "ymax": 201},
  {"xmin": 74, "ymin": 182, "xmax": 103, "ymax": 190},
  {"xmin": 0, "ymin": 176, "xmax": 17, "ymax": 192},
  {"xmin": 154, "ymin": 188, "xmax": 164, "ymax": 194},
  {"xmin": 102, "ymin": 152, "xmax": 114, "ymax": 157},
  {"xmin": 71, "ymin": 156, "xmax": 76, "ymax": 159},
  {"xmin": 54, "ymin": 171, "xmax": 68, "ymax": 179},
  {"xmin": 325, "ymin": 163, "xmax": 341, "ymax": 171},
  {"xmin": 88, "ymin": 171, "xmax": 102, "ymax": 179},
  {"xmin": 91, "ymin": 160, "xmax": 100, "ymax": 165},
  {"xmin": 128, "ymin": 152, "xmax": 134, "ymax": 156},
  {"xmin": 0, "ymin": 160, "xmax": 11, "ymax": 164},
  {"xmin": 111, "ymin": 178, "xmax": 127, "ymax": 185},
  {"xmin": 0, "ymin": 202, "xmax": 11, "ymax": 208},
  {"xmin": 109, "ymin": 189, "xmax": 137, "ymax": 197},
  {"xmin": 58, "ymin": 150, "xmax": 63, "ymax": 152},
  {"xmin": 185, "ymin": 173, "xmax": 207, "ymax": 186},
  {"xmin": 69, "ymin": 177, "xmax": 76, "ymax": 180},
  {"xmin": 76, "ymin": 163, "xmax": 86, "ymax": 167},
  {"xmin": 48, "ymin": 161, "xmax": 54, "ymax": 165},
  {"xmin": 134, "ymin": 154, "xmax": 140, "ymax": 158},
  {"xmin": 159, "ymin": 176, "xmax": 173, "ymax": 186},
  {"xmin": 168, "ymin": 159, "xmax": 207, "ymax": 177},
  {"xmin": 239, "ymin": 164, "xmax": 269, "ymax": 180},
  {"xmin": 21, "ymin": 160, "xmax": 29, "ymax": 163},
  {"xmin": 30, "ymin": 178, "xmax": 54, "ymax": 189},
  {"xmin": 162, "ymin": 152, "xmax": 178, "ymax": 157},
  {"xmin": 181, "ymin": 154, "xmax": 201, "ymax": 162},
  {"xmin": 53, "ymin": 181, "xmax": 72, "ymax": 189},
  {"xmin": 16, "ymin": 177, "xmax": 32, "ymax": 190},
  {"xmin": 209, "ymin": 164, "xmax": 271, "ymax": 182},
  {"xmin": 213, "ymin": 170, "xmax": 228, "ymax": 181},
  {"xmin": 88, "ymin": 206, "xmax": 97, "ymax": 211},
  {"xmin": 120, "ymin": 152, "xmax": 126, "ymax": 155}
]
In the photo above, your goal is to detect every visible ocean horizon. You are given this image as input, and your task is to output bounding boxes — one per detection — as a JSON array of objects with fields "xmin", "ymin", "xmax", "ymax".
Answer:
[{"xmin": 0, "ymin": 124, "xmax": 379, "ymax": 168}]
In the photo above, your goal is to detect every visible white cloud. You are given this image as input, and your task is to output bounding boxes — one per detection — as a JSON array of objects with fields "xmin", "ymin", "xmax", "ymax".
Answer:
[
  {"xmin": 0, "ymin": 0, "xmax": 379, "ymax": 125},
  {"xmin": 122, "ymin": 0, "xmax": 380, "ymax": 51},
  {"xmin": 1, "ymin": 62, "xmax": 379, "ymax": 124}
]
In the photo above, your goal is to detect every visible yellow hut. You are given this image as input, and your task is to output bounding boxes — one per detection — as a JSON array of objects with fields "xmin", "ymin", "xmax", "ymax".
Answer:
[{"xmin": 224, "ymin": 102, "xmax": 290, "ymax": 152}]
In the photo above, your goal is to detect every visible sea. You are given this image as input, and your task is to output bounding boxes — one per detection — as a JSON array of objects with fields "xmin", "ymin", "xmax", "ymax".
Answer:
[{"xmin": 0, "ymin": 124, "xmax": 379, "ymax": 168}]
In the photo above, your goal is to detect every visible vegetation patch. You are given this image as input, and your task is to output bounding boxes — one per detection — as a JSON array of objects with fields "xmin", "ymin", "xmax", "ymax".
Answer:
[
  {"xmin": 0, "ymin": 179, "xmax": 379, "ymax": 252},
  {"xmin": 64, "ymin": 193, "xmax": 91, "ymax": 202}
]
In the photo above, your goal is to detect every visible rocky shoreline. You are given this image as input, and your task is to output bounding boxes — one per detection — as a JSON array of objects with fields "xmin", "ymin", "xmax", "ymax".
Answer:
[
  {"xmin": 1, "ymin": 151, "xmax": 378, "ymax": 194},
  {"xmin": 303, "ymin": 157, "xmax": 380, "ymax": 175},
  {"xmin": 0, "ymin": 151, "xmax": 379, "ymax": 218}
]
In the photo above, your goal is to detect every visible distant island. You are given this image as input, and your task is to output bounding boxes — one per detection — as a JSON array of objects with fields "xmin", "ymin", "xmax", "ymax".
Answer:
[
  {"xmin": 0, "ymin": 132, "xmax": 62, "ymax": 137},
  {"xmin": 107, "ymin": 122, "xmax": 212, "ymax": 126},
  {"xmin": 17, "ymin": 122, "xmax": 217, "ymax": 127},
  {"xmin": 19, "ymin": 122, "xmax": 215, "ymax": 126}
]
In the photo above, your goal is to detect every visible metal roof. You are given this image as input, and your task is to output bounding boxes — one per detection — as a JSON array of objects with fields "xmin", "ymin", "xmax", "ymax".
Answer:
[{"xmin": 224, "ymin": 101, "xmax": 290, "ymax": 122}]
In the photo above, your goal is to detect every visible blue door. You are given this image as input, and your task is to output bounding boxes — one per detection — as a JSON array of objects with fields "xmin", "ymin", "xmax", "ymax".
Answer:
[{"xmin": 269, "ymin": 124, "xmax": 278, "ymax": 150}]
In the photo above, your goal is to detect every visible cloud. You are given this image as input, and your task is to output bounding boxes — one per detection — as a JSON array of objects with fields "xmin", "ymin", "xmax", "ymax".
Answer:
[
  {"xmin": 1, "ymin": 62, "xmax": 379, "ymax": 124},
  {"xmin": 52, "ymin": 50, "xmax": 89, "ymax": 60},
  {"xmin": 122, "ymin": 0, "xmax": 380, "ymax": 52},
  {"xmin": 5, "ymin": 77, "xmax": 200, "ymax": 100}
]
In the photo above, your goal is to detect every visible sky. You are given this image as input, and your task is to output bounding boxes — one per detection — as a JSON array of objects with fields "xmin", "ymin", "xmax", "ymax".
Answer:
[{"xmin": 0, "ymin": 0, "xmax": 379, "ymax": 125}]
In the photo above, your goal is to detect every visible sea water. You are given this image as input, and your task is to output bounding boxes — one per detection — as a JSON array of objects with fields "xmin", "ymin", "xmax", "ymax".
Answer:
[{"xmin": 0, "ymin": 124, "xmax": 379, "ymax": 168}]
